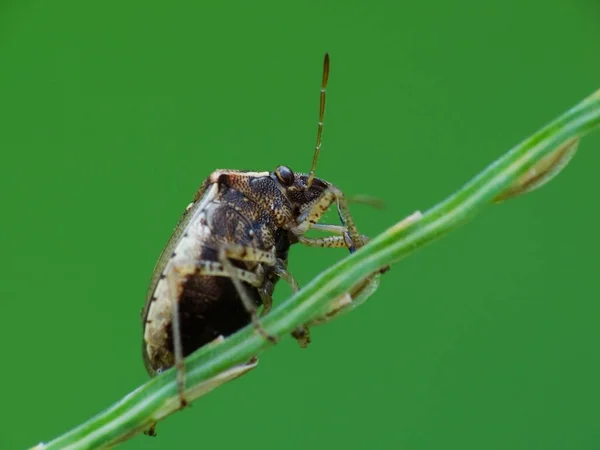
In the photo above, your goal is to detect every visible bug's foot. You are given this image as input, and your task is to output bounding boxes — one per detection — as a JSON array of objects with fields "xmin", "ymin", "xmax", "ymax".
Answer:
[
  {"xmin": 252, "ymin": 314, "xmax": 279, "ymax": 344},
  {"xmin": 291, "ymin": 326, "xmax": 311, "ymax": 348},
  {"xmin": 144, "ymin": 423, "xmax": 158, "ymax": 437},
  {"xmin": 178, "ymin": 395, "xmax": 189, "ymax": 410},
  {"xmin": 175, "ymin": 362, "xmax": 190, "ymax": 411},
  {"xmin": 259, "ymin": 328, "xmax": 278, "ymax": 344},
  {"xmin": 379, "ymin": 265, "xmax": 391, "ymax": 274}
]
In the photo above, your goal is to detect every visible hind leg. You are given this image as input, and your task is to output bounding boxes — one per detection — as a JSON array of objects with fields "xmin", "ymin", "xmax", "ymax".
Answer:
[{"xmin": 166, "ymin": 246, "xmax": 276, "ymax": 408}]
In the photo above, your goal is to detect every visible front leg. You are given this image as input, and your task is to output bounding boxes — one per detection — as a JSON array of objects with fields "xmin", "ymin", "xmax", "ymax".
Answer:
[
  {"xmin": 286, "ymin": 186, "xmax": 370, "ymax": 347},
  {"xmin": 300, "ymin": 223, "xmax": 370, "ymax": 251},
  {"xmin": 306, "ymin": 210, "xmax": 423, "ymax": 326},
  {"xmin": 288, "ymin": 191, "xmax": 419, "ymax": 344},
  {"xmin": 291, "ymin": 186, "xmax": 364, "ymax": 252},
  {"xmin": 298, "ymin": 234, "xmax": 370, "ymax": 249}
]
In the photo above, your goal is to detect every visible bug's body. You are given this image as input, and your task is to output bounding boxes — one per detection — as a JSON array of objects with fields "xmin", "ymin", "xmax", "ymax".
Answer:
[
  {"xmin": 141, "ymin": 54, "xmax": 381, "ymax": 421},
  {"xmin": 142, "ymin": 169, "xmax": 331, "ymax": 374}
]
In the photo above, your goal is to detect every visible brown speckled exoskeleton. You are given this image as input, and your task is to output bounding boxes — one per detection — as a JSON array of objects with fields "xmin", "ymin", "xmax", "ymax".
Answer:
[{"xmin": 141, "ymin": 54, "xmax": 373, "ymax": 411}]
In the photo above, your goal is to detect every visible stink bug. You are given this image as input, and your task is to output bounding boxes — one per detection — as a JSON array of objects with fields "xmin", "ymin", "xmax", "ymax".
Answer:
[{"xmin": 141, "ymin": 54, "xmax": 378, "ymax": 410}]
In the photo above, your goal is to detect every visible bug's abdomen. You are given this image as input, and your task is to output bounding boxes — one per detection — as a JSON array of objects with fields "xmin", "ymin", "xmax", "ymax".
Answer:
[{"xmin": 169, "ymin": 274, "xmax": 262, "ymax": 359}]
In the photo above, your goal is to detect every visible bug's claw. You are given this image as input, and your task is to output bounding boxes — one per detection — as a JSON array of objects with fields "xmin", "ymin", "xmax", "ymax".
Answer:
[
  {"xmin": 379, "ymin": 265, "xmax": 390, "ymax": 274},
  {"xmin": 144, "ymin": 423, "xmax": 158, "ymax": 437},
  {"xmin": 252, "ymin": 313, "xmax": 279, "ymax": 344},
  {"xmin": 291, "ymin": 326, "xmax": 311, "ymax": 348},
  {"xmin": 179, "ymin": 396, "xmax": 189, "ymax": 409}
]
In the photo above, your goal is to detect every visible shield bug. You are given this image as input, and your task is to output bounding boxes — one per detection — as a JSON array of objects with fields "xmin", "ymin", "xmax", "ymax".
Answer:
[{"xmin": 141, "ymin": 54, "xmax": 377, "ymax": 409}]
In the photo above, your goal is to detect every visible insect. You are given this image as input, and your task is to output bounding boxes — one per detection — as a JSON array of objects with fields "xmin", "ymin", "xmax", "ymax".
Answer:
[{"xmin": 141, "ymin": 54, "xmax": 377, "ymax": 409}]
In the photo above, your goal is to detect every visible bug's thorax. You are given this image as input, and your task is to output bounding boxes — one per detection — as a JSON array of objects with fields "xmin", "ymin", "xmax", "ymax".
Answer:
[{"xmin": 208, "ymin": 168, "xmax": 333, "ymax": 227}]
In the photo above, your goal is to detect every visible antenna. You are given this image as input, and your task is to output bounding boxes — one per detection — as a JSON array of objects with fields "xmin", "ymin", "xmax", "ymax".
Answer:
[{"xmin": 307, "ymin": 53, "xmax": 329, "ymax": 188}]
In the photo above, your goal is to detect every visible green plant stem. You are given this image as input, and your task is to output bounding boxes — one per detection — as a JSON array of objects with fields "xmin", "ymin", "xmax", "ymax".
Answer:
[{"xmin": 33, "ymin": 89, "xmax": 600, "ymax": 450}]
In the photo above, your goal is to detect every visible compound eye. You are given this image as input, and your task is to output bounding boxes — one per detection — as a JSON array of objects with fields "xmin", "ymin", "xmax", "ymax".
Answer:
[{"xmin": 275, "ymin": 165, "xmax": 295, "ymax": 186}]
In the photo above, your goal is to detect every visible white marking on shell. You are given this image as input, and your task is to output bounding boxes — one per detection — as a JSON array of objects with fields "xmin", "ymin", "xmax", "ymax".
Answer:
[
  {"xmin": 238, "ymin": 171, "xmax": 270, "ymax": 178},
  {"xmin": 144, "ymin": 183, "xmax": 219, "ymax": 362},
  {"xmin": 209, "ymin": 170, "xmax": 270, "ymax": 183}
]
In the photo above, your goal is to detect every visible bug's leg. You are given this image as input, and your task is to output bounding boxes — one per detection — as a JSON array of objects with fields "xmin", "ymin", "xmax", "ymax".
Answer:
[
  {"xmin": 271, "ymin": 260, "xmax": 311, "ymax": 347},
  {"xmin": 291, "ymin": 190, "xmax": 337, "ymax": 235},
  {"xmin": 176, "ymin": 245, "xmax": 278, "ymax": 342},
  {"xmin": 310, "ymin": 223, "xmax": 348, "ymax": 234},
  {"xmin": 291, "ymin": 186, "xmax": 363, "ymax": 252},
  {"xmin": 291, "ymin": 326, "xmax": 311, "ymax": 348},
  {"xmin": 291, "ymin": 192, "xmax": 414, "ymax": 329},
  {"xmin": 258, "ymin": 259, "xmax": 300, "ymax": 317},
  {"xmin": 219, "ymin": 243, "xmax": 277, "ymax": 266},
  {"xmin": 273, "ymin": 259, "xmax": 300, "ymax": 293},
  {"xmin": 164, "ymin": 256, "xmax": 270, "ymax": 409},
  {"xmin": 298, "ymin": 234, "xmax": 371, "ymax": 248},
  {"xmin": 258, "ymin": 289, "xmax": 273, "ymax": 317},
  {"xmin": 309, "ymin": 211, "xmax": 424, "ymax": 324},
  {"xmin": 217, "ymin": 245, "xmax": 278, "ymax": 343},
  {"xmin": 165, "ymin": 266, "xmax": 189, "ymax": 409},
  {"xmin": 304, "ymin": 222, "xmax": 371, "ymax": 252},
  {"xmin": 258, "ymin": 260, "xmax": 309, "ymax": 347},
  {"xmin": 144, "ymin": 423, "xmax": 157, "ymax": 437},
  {"xmin": 332, "ymin": 186, "xmax": 364, "ymax": 252},
  {"xmin": 298, "ymin": 235, "xmax": 347, "ymax": 248},
  {"xmin": 308, "ymin": 210, "xmax": 420, "ymax": 243},
  {"xmin": 289, "ymin": 189, "xmax": 373, "ymax": 327}
]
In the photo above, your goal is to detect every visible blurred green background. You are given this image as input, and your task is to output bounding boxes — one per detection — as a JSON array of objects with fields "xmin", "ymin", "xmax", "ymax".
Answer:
[{"xmin": 1, "ymin": 1, "xmax": 599, "ymax": 449}]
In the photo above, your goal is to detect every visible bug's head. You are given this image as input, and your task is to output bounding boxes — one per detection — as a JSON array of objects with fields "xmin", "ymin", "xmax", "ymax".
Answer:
[{"xmin": 271, "ymin": 164, "xmax": 330, "ymax": 211}]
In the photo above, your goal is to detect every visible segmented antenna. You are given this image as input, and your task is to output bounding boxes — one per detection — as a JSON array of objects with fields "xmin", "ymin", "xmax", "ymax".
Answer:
[{"xmin": 307, "ymin": 53, "xmax": 330, "ymax": 188}]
